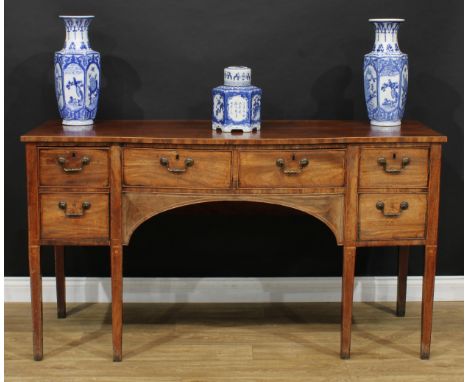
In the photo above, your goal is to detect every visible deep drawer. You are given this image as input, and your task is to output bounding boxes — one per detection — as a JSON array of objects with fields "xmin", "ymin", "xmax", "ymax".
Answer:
[
  {"xmin": 40, "ymin": 193, "xmax": 109, "ymax": 241},
  {"xmin": 359, "ymin": 148, "xmax": 429, "ymax": 188},
  {"xmin": 39, "ymin": 148, "xmax": 109, "ymax": 187},
  {"xmin": 358, "ymin": 193, "xmax": 427, "ymax": 241},
  {"xmin": 123, "ymin": 148, "xmax": 232, "ymax": 188},
  {"xmin": 239, "ymin": 150, "xmax": 345, "ymax": 188}
]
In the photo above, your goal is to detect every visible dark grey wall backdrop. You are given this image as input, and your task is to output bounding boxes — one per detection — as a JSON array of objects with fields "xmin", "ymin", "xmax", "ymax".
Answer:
[{"xmin": 5, "ymin": 0, "xmax": 463, "ymax": 277}]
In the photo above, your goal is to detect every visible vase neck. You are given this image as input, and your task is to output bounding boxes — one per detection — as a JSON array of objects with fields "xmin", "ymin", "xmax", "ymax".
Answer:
[
  {"xmin": 372, "ymin": 21, "xmax": 402, "ymax": 54},
  {"xmin": 61, "ymin": 16, "xmax": 94, "ymax": 51}
]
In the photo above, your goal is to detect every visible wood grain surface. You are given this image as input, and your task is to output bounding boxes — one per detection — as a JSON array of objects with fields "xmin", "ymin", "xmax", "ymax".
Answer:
[
  {"xmin": 40, "ymin": 193, "xmax": 109, "ymax": 241},
  {"xmin": 5, "ymin": 302, "xmax": 463, "ymax": 381},
  {"xmin": 122, "ymin": 192, "xmax": 344, "ymax": 245},
  {"xmin": 123, "ymin": 148, "xmax": 232, "ymax": 189},
  {"xmin": 39, "ymin": 148, "xmax": 109, "ymax": 188},
  {"xmin": 358, "ymin": 193, "xmax": 427, "ymax": 241},
  {"xmin": 420, "ymin": 144, "xmax": 443, "ymax": 359},
  {"xmin": 359, "ymin": 147, "xmax": 429, "ymax": 188},
  {"xmin": 239, "ymin": 149, "xmax": 345, "ymax": 188},
  {"xmin": 54, "ymin": 246, "xmax": 66, "ymax": 319},
  {"xmin": 20, "ymin": 120, "xmax": 447, "ymax": 145},
  {"xmin": 396, "ymin": 246, "xmax": 410, "ymax": 317},
  {"xmin": 25, "ymin": 143, "xmax": 43, "ymax": 361},
  {"xmin": 21, "ymin": 121, "xmax": 447, "ymax": 361},
  {"xmin": 110, "ymin": 145, "xmax": 123, "ymax": 362}
]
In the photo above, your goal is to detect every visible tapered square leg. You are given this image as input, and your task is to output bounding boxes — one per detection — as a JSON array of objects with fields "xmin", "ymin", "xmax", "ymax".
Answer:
[
  {"xmin": 341, "ymin": 246, "xmax": 356, "ymax": 359},
  {"xmin": 421, "ymin": 245, "xmax": 437, "ymax": 359},
  {"xmin": 111, "ymin": 245, "xmax": 123, "ymax": 362},
  {"xmin": 54, "ymin": 246, "xmax": 66, "ymax": 319},
  {"xmin": 396, "ymin": 246, "xmax": 409, "ymax": 317},
  {"xmin": 29, "ymin": 245, "xmax": 43, "ymax": 361}
]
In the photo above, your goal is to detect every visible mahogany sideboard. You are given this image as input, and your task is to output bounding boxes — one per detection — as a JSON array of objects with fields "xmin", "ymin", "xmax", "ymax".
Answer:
[{"xmin": 21, "ymin": 120, "xmax": 447, "ymax": 362}]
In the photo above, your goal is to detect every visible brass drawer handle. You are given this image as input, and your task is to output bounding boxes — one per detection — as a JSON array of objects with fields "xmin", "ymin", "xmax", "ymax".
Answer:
[
  {"xmin": 375, "ymin": 200, "xmax": 409, "ymax": 217},
  {"xmin": 160, "ymin": 157, "xmax": 194, "ymax": 174},
  {"xmin": 276, "ymin": 158, "xmax": 309, "ymax": 175},
  {"xmin": 58, "ymin": 201, "xmax": 91, "ymax": 217},
  {"xmin": 57, "ymin": 155, "xmax": 90, "ymax": 173},
  {"xmin": 377, "ymin": 156, "xmax": 410, "ymax": 174}
]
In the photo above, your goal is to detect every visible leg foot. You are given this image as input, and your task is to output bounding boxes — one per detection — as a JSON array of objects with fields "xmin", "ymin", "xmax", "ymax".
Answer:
[
  {"xmin": 33, "ymin": 353, "xmax": 43, "ymax": 361},
  {"xmin": 113, "ymin": 354, "xmax": 122, "ymax": 362},
  {"xmin": 420, "ymin": 350, "xmax": 430, "ymax": 360},
  {"xmin": 396, "ymin": 246, "xmax": 409, "ymax": 317},
  {"xmin": 54, "ymin": 246, "xmax": 66, "ymax": 319},
  {"xmin": 340, "ymin": 246, "xmax": 356, "ymax": 359},
  {"xmin": 29, "ymin": 245, "xmax": 43, "ymax": 361},
  {"xmin": 420, "ymin": 245, "xmax": 437, "ymax": 360},
  {"xmin": 111, "ymin": 245, "xmax": 123, "ymax": 362}
]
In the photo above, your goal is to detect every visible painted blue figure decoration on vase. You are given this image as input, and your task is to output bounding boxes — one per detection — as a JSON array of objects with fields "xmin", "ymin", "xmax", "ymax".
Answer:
[
  {"xmin": 364, "ymin": 19, "xmax": 408, "ymax": 127},
  {"xmin": 54, "ymin": 16, "xmax": 100, "ymax": 126},
  {"xmin": 212, "ymin": 66, "xmax": 262, "ymax": 132}
]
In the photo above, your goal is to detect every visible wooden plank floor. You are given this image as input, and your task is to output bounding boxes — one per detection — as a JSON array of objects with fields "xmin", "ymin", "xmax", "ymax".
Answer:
[{"xmin": 5, "ymin": 302, "xmax": 463, "ymax": 381}]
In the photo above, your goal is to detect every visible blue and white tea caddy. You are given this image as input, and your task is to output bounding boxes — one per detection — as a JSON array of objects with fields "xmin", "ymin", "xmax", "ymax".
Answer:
[
  {"xmin": 54, "ymin": 15, "xmax": 101, "ymax": 126},
  {"xmin": 212, "ymin": 66, "xmax": 262, "ymax": 132},
  {"xmin": 364, "ymin": 19, "xmax": 408, "ymax": 127}
]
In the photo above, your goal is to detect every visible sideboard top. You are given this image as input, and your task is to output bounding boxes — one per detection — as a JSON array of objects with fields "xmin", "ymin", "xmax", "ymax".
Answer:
[{"xmin": 21, "ymin": 120, "xmax": 447, "ymax": 145}]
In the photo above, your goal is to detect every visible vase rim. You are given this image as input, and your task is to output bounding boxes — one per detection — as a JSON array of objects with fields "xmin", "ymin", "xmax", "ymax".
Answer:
[
  {"xmin": 59, "ymin": 15, "xmax": 95, "ymax": 19},
  {"xmin": 368, "ymin": 18, "xmax": 405, "ymax": 23}
]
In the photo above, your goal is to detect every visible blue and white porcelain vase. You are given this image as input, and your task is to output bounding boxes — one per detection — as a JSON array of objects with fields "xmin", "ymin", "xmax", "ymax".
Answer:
[
  {"xmin": 364, "ymin": 19, "xmax": 408, "ymax": 127},
  {"xmin": 54, "ymin": 16, "xmax": 100, "ymax": 126},
  {"xmin": 212, "ymin": 66, "xmax": 262, "ymax": 132}
]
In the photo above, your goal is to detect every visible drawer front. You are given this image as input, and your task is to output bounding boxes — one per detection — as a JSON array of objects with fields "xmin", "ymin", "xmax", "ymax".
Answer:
[
  {"xmin": 40, "ymin": 193, "xmax": 109, "ymax": 241},
  {"xmin": 359, "ymin": 193, "xmax": 427, "ymax": 241},
  {"xmin": 123, "ymin": 149, "xmax": 232, "ymax": 188},
  {"xmin": 239, "ymin": 150, "xmax": 345, "ymax": 188},
  {"xmin": 359, "ymin": 148, "xmax": 429, "ymax": 188},
  {"xmin": 39, "ymin": 148, "xmax": 109, "ymax": 187}
]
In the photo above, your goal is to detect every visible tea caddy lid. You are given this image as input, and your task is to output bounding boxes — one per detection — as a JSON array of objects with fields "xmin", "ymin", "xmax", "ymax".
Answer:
[{"xmin": 224, "ymin": 66, "xmax": 251, "ymax": 87}]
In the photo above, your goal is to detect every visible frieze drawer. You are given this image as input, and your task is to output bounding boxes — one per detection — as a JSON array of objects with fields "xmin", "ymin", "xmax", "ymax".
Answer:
[
  {"xmin": 358, "ymin": 193, "xmax": 427, "ymax": 241},
  {"xmin": 359, "ymin": 148, "xmax": 429, "ymax": 188},
  {"xmin": 238, "ymin": 150, "xmax": 345, "ymax": 188},
  {"xmin": 40, "ymin": 193, "xmax": 109, "ymax": 241},
  {"xmin": 39, "ymin": 148, "xmax": 109, "ymax": 187},
  {"xmin": 123, "ymin": 148, "xmax": 232, "ymax": 189}
]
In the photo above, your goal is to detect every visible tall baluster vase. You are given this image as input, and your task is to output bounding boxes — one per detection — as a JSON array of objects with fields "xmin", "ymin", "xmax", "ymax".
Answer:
[
  {"xmin": 364, "ymin": 19, "xmax": 408, "ymax": 127},
  {"xmin": 54, "ymin": 15, "xmax": 101, "ymax": 126}
]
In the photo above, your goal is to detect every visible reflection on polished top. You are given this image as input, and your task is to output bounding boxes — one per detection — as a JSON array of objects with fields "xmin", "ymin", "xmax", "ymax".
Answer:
[{"xmin": 21, "ymin": 120, "xmax": 447, "ymax": 144}]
